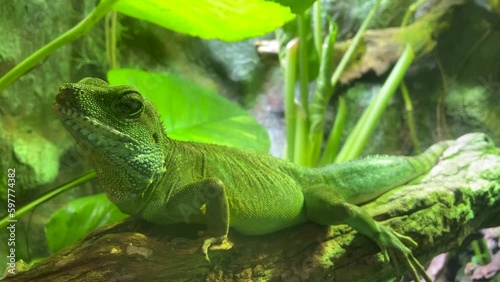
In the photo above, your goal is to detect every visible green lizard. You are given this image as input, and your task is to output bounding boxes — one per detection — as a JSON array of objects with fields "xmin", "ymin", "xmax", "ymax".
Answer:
[{"xmin": 54, "ymin": 77, "xmax": 448, "ymax": 281}]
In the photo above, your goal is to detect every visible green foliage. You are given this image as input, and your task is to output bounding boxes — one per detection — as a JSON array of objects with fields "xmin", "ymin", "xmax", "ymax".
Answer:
[
  {"xmin": 45, "ymin": 193, "xmax": 128, "ymax": 254},
  {"xmin": 281, "ymin": 0, "xmax": 417, "ymax": 166},
  {"xmin": 107, "ymin": 69, "xmax": 270, "ymax": 153},
  {"xmin": 0, "ymin": 0, "xmax": 119, "ymax": 92},
  {"xmin": 0, "ymin": 171, "xmax": 96, "ymax": 230},
  {"xmin": 269, "ymin": 0, "xmax": 317, "ymax": 13},
  {"xmin": 114, "ymin": 0, "xmax": 296, "ymax": 41},
  {"xmin": 335, "ymin": 45, "xmax": 415, "ymax": 162},
  {"xmin": 0, "ymin": 0, "xmax": 313, "ymax": 91}
]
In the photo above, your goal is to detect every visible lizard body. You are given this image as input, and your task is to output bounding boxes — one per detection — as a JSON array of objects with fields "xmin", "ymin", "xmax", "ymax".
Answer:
[{"xmin": 54, "ymin": 77, "xmax": 447, "ymax": 281}]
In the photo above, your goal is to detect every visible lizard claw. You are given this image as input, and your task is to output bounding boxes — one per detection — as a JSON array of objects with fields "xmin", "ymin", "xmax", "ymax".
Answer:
[
  {"xmin": 201, "ymin": 236, "xmax": 233, "ymax": 262},
  {"xmin": 374, "ymin": 224, "xmax": 432, "ymax": 282}
]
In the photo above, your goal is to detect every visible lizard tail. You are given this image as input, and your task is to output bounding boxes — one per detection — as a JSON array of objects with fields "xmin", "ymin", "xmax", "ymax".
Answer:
[
  {"xmin": 407, "ymin": 140, "xmax": 451, "ymax": 172},
  {"xmin": 310, "ymin": 140, "xmax": 451, "ymax": 205}
]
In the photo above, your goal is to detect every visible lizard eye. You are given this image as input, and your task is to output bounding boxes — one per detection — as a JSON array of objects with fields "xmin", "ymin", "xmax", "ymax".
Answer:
[{"xmin": 112, "ymin": 91, "xmax": 144, "ymax": 118}]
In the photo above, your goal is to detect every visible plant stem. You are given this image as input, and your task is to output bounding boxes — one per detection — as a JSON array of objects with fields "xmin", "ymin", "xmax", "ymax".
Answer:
[
  {"xmin": 309, "ymin": 20, "xmax": 337, "ymax": 134},
  {"xmin": 0, "ymin": 170, "xmax": 96, "ymax": 229},
  {"xmin": 284, "ymin": 39, "xmax": 299, "ymax": 161},
  {"xmin": 0, "ymin": 0, "xmax": 118, "ymax": 92},
  {"xmin": 401, "ymin": 0, "xmax": 429, "ymax": 27},
  {"xmin": 336, "ymin": 44, "xmax": 415, "ymax": 162},
  {"xmin": 110, "ymin": 10, "xmax": 118, "ymax": 68},
  {"xmin": 312, "ymin": 1, "xmax": 323, "ymax": 58},
  {"xmin": 297, "ymin": 13, "xmax": 310, "ymax": 117},
  {"xmin": 293, "ymin": 108, "xmax": 311, "ymax": 166},
  {"xmin": 400, "ymin": 83, "xmax": 421, "ymax": 153},
  {"xmin": 309, "ymin": 20, "xmax": 337, "ymax": 165},
  {"xmin": 319, "ymin": 95, "xmax": 347, "ymax": 165},
  {"xmin": 397, "ymin": 0, "xmax": 428, "ymax": 152},
  {"xmin": 471, "ymin": 239, "xmax": 491, "ymax": 265},
  {"xmin": 294, "ymin": 13, "xmax": 312, "ymax": 165},
  {"xmin": 105, "ymin": 11, "xmax": 112, "ymax": 64}
]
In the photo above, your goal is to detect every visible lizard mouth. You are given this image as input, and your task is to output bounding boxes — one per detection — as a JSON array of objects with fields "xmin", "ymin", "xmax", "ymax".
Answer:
[{"xmin": 53, "ymin": 94, "xmax": 137, "ymax": 148}]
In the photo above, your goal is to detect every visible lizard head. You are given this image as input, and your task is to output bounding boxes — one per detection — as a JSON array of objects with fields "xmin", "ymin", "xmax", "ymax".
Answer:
[
  {"xmin": 53, "ymin": 77, "xmax": 167, "ymax": 211},
  {"xmin": 54, "ymin": 77, "xmax": 166, "ymax": 149}
]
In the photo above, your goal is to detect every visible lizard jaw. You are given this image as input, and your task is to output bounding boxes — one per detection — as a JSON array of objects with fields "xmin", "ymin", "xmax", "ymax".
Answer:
[{"xmin": 53, "ymin": 101, "xmax": 138, "ymax": 151}]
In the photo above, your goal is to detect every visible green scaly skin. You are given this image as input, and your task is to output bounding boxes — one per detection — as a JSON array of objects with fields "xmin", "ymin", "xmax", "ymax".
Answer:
[{"xmin": 54, "ymin": 77, "xmax": 449, "ymax": 281}]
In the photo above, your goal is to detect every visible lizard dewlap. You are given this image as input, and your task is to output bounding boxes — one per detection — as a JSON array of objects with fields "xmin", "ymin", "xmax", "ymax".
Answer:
[{"xmin": 54, "ymin": 77, "xmax": 449, "ymax": 282}]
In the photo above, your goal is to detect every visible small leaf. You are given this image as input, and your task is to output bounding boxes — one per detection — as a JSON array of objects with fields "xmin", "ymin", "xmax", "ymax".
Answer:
[
  {"xmin": 114, "ymin": 0, "xmax": 295, "ymax": 41},
  {"xmin": 45, "ymin": 194, "xmax": 128, "ymax": 253},
  {"xmin": 107, "ymin": 69, "xmax": 270, "ymax": 153}
]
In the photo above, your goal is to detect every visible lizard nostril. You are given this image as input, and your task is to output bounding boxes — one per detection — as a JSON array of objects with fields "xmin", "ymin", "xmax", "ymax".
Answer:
[
  {"xmin": 57, "ymin": 84, "xmax": 85, "ymax": 104},
  {"xmin": 58, "ymin": 83, "xmax": 83, "ymax": 95},
  {"xmin": 55, "ymin": 93, "xmax": 65, "ymax": 104},
  {"xmin": 58, "ymin": 86, "xmax": 71, "ymax": 97},
  {"xmin": 58, "ymin": 83, "xmax": 72, "ymax": 91}
]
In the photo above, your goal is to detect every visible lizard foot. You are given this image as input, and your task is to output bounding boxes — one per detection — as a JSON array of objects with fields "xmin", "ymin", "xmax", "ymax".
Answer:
[
  {"xmin": 373, "ymin": 224, "xmax": 432, "ymax": 282},
  {"xmin": 201, "ymin": 236, "xmax": 234, "ymax": 262}
]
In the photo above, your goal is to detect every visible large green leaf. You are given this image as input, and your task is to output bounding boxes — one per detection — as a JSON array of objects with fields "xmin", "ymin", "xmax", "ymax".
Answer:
[
  {"xmin": 45, "ymin": 194, "xmax": 128, "ymax": 253},
  {"xmin": 113, "ymin": 0, "xmax": 295, "ymax": 41},
  {"xmin": 269, "ymin": 0, "xmax": 316, "ymax": 13},
  {"xmin": 107, "ymin": 69, "xmax": 270, "ymax": 153}
]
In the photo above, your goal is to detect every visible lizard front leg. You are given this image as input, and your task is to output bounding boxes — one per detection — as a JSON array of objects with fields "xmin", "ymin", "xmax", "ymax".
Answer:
[
  {"xmin": 303, "ymin": 185, "xmax": 431, "ymax": 282},
  {"xmin": 165, "ymin": 177, "xmax": 231, "ymax": 261}
]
